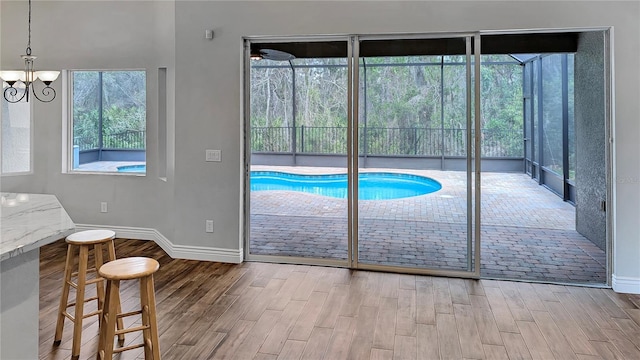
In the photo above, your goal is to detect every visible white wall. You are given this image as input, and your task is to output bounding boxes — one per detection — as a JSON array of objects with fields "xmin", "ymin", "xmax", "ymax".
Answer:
[{"xmin": 2, "ymin": 1, "xmax": 639, "ymax": 292}]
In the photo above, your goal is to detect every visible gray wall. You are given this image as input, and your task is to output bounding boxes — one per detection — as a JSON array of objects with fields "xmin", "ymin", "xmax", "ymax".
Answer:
[
  {"xmin": 575, "ymin": 31, "xmax": 607, "ymax": 251},
  {"xmin": 2, "ymin": 1, "xmax": 639, "ymax": 291},
  {"xmin": 1, "ymin": 0, "xmax": 178, "ymax": 241}
]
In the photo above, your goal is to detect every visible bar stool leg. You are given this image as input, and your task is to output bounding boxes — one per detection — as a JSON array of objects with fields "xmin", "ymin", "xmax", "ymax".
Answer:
[
  {"xmin": 141, "ymin": 276, "xmax": 161, "ymax": 360},
  {"xmin": 93, "ymin": 243, "xmax": 105, "ymax": 327},
  {"xmin": 98, "ymin": 279, "xmax": 120, "ymax": 360},
  {"xmin": 106, "ymin": 240, "xmax": 126, "ymax": 346},
  {"xmin": 71, "ymin": 245, "xmax": 89, "ymax": 360},
  {"xmin": 106, "ymin": 240, "xmax": 116, "ymax": 263},
  {"xmin": 54, "ymin": 244, "xmax": 75, "ymax": 345},
  {"xmin": 96, "ymin": 279, "xmax": 110, "ymax": 360}
]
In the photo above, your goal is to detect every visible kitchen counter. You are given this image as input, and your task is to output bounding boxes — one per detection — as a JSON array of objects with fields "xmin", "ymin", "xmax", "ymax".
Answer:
[
  {"xmin": 1, "ymin": 193, "xmax": 75, "ymax": 261},
  {"xmin": 1, "ymin": 193, "xmax": 75, "ymax": 360}
]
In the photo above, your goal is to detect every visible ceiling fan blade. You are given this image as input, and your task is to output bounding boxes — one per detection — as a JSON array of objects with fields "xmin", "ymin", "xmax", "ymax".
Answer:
[{"xmin": 260, "ymin": 49, "xmax": 295, "ymax": 61}]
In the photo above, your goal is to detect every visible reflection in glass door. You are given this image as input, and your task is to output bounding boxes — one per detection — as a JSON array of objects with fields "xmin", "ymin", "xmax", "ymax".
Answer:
[{"xmin": 354, "ymin": 35, "xmax": 481, "ymax": 276}]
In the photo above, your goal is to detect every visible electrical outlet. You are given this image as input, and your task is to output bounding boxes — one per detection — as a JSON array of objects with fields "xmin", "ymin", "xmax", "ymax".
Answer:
[
  {"xmin": 206, "ymin": 149, "xmax": 221, "ymax": 162},
  {"xmin": 205, "ymin": 220, "xmax": 214, "ymax": 233},
  {"xmin": 100, "ymin": 202, "xmax": 108, "ymax": 213}
]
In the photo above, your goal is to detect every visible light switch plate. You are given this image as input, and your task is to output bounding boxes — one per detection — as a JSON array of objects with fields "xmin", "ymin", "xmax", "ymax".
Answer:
[{"xmin": 206, "ymin": 149, "xmax": 221, "ymax": 162}]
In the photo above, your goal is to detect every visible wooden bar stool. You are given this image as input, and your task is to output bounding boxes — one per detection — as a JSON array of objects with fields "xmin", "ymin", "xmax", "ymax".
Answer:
[
  {"xmin": 97, "ymin": 257, "xmax": 161, "ymax": 360},
  {"xmin": 53, "ymin": 229, "xmax": 124, "ymax": 360}
]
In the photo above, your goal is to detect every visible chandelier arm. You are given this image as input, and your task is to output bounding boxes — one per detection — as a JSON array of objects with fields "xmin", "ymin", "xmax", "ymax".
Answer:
[
  {"xmin": 3, "ymin": 86, "xmax": 28, "ymax": 103},
  {"xmin": 30, "ymin": 83, "xmax": 56, "ymax": 103}
]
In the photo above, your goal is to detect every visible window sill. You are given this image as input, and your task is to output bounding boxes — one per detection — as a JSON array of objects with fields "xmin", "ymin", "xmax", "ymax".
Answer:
[{"xmin": 64, "ymin": 170, "xmax": 146, "ymax": 177}]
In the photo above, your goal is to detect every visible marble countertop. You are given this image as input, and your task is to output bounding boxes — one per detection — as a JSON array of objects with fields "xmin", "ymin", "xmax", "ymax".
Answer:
[{"xmin": 1, "ymin": 193, "xmax": 75, "ymax": 262}]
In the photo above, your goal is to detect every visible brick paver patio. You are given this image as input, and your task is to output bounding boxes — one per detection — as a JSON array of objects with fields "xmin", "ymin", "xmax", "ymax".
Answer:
[{"xmin": 250, "ymin": 166, "xmax": 606, "ymax": 285}]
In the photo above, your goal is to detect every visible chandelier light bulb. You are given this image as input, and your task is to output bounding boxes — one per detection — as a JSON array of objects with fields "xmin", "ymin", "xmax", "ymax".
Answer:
[
  {"xmin": 36, "ymin": 71, "xmax": 61, "ymax": 84},
  {"xmin": 0, "ymin": 71, "xmax": 26, "ymax": 83}
]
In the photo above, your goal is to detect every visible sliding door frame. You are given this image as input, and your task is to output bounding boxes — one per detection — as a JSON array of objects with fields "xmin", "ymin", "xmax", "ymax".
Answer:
[
  {"xmin": 347, "ymin": 36, "xmax": 358, "ymax": 269},
  {"xmin": 244, "ymin": 28, "xmax": 613, "ymax": 286}
]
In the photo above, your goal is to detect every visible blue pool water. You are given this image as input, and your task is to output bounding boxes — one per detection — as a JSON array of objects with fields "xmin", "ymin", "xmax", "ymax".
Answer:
[
  {"xmin": 116, "ymin": 166, "xmax": 441, "ymax": 200},
  {"xmin": 117, "ymin": 165, "xmax": 146, "ymax": 173},
  {"xmin": 251, "ymin": 171, "xmax": 441, "ymax": 200}
]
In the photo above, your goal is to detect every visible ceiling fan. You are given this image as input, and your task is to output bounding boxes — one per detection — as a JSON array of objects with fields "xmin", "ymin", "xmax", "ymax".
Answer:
[{"xmin": 251, "ymin": 49, "xmax": 295, "ymax": 61}]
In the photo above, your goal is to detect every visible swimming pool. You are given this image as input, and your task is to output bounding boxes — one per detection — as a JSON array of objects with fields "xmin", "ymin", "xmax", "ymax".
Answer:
[
  {"xmin": 251, "ymin": 171, "xmax": 441, "ymax": 200},
  {"xmin": 117, "ymin": 165, "xmax": 146, "ymax": 173},
  {"xmin": 116, "ymin": 166, "xmax": 441, "ymax": 200}
]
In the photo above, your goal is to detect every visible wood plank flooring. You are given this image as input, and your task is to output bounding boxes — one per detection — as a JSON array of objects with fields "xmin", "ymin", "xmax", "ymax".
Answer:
[{"xmin": 39, "ymin": 239, "xmax": 640, "ymax": 360}]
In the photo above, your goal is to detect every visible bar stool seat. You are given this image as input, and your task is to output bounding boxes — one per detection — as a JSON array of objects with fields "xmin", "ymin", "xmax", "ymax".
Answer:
[
  {"xmin": 98, "ymin": 257, "xmax": 161, "ymax": 360},
  {"xmin": 54, "ymin": 229, "xmax": 124, "ymax": 360},
  {"xmin": 67, "ymin": 229, "xmax": 116, "ymax": 245}
]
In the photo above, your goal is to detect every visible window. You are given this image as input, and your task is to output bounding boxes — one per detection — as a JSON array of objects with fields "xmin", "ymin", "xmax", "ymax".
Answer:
[
  {"xmin": 1, "ymin": 97, "xmax": 31, "ymax": 174},
  {"xmin": 68, "ymin": 70, "xmax": 146, "ymax": 174}
]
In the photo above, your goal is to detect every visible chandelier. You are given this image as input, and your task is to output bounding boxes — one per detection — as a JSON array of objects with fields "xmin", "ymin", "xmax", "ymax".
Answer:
[{"xmin": 0, "ymin": 0, "xmax": 59, "ymax": 103}]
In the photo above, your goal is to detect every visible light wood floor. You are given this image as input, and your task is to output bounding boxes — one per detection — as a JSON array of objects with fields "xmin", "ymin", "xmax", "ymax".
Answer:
[{"xmin": 39, "ymin": 239, "xmax": 640, "ymax": 360}]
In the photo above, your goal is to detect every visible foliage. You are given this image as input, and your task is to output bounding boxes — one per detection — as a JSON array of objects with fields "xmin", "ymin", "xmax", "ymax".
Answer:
[{"xmin": 250, "ymin": 55, "xmax": 524, "ymax": 157}]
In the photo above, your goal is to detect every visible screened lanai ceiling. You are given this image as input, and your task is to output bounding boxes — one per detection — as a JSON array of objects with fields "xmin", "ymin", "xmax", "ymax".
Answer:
[{"xmin": 250, "ymin": 32, "xmax": 579, "ymax": 59}]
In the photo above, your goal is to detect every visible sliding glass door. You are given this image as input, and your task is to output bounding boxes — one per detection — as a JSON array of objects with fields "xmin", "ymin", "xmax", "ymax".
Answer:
[{"xmin": 245, "ymin": 34, "xmax": 481, "ymax": 277}]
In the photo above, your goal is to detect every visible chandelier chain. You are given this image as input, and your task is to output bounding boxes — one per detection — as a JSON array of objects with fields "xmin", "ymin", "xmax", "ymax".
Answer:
[{"xmin": 26, "ymin": 0, "xmax": 32, "ymax": 55}]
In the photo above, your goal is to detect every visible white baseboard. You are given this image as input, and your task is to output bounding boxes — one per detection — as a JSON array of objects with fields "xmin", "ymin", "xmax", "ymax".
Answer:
[
  {"xmin": 612, "ymin": 274, "xmax": 640, "ymax": 294},
  {"xmin": 75, "ymin": 224, "xmax": 243, "ymax": 264}
]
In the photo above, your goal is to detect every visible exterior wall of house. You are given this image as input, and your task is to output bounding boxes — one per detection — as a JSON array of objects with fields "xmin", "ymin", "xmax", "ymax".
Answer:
[
  {"xmin": 575, "ymin": 31, "xmax": 607, "ymax": 251},
  {"xmin": 1, "ymin": 1, "xmax": 638, "ymax": 293}
]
